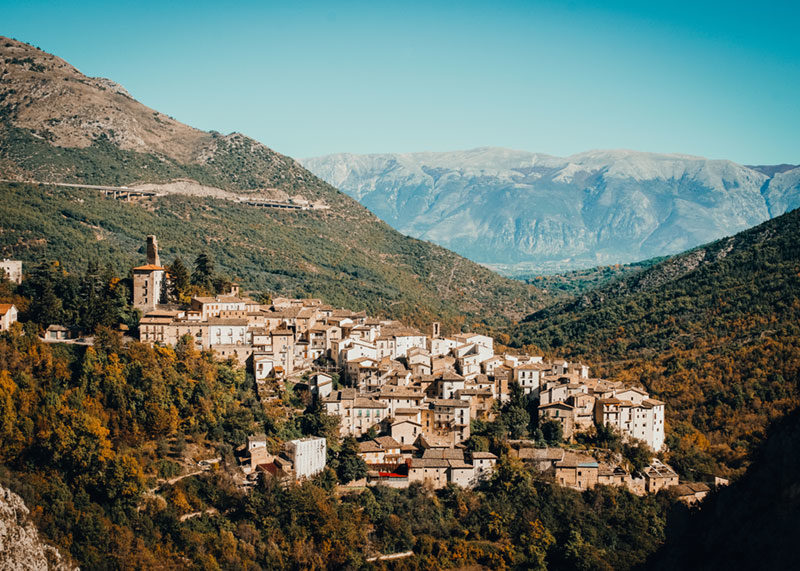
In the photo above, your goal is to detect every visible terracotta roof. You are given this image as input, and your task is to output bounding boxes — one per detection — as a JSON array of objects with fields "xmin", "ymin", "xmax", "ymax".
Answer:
[
  {"xmin": 0, "ymin": 303, "xmax": 14, "ymax": 315},
  {"xmin": 539, "ymin": 402, "xmax": 574, "ymax": 410},
  {"xmin": 358, "ymin": 440, "xmax": 383, "ymax": 453},
  {"xmin": 556, "ymin": 452, "xmax": 598, "ymax": 468},
  {"xmin": 321, "ymin": 388, "xmax": 358, "ymax": 403},
  {"xmin": 354, "ymin": 398, "xmax": 388, "ymax": 409},
  {"xmin": 377, "ymin": 388, "xmax": 423, "ymax": 399},
  {"xmin": 448, "ymin": 460, "xmax": 473, "ymax": 469},
  {"xmin": 392, "ymin": 419, "xmax": 421, "ymax": 427},
  {"xmin": 515, "ymin": 363, "xmax": 549, "ymax": 370},
  {"xmin": 470, "ymin": 451, "xmax": 497, "ymax": 460},
  {"xmin": 374, "ymin": 436, "xmax": 401, "ymax": 449},
  {"xmin": 394, "ymin": 408, "xmax": 421, "ymax": 416},
  {"xmin": 207, "ymin": 318, "xmax": 248, "ymax": 326},
  {"xmin": 133, "ymin": 264, "xmax": 165, "ymax": 271},
  {"xmin": 456, "ymin": 388, "xmax": 493, "ymax": 397},
  {"xmin": 515, "ymin": 447, "xmax": 564, "ymax": 461},
  {"xmin": 410, "ymin": 458, "xmax": 449, "ymax": 469},
  {"xmin": 432, "ymin": 399, "xmax": 470, "ymax": 408},
  {"xmin": 423, "ymin": 448, "xmax": 465, "ymax": 461}
]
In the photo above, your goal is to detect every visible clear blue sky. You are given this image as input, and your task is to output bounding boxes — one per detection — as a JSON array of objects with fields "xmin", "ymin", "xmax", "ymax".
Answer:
[{"xmin": 2, "ymin": 0, "xmax": 798, "ymax": 163}]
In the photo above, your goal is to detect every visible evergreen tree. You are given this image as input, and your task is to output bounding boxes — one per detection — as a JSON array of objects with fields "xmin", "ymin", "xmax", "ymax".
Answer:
[
  {"xmin": 336, "ymin": 436, "xmax": 367, "ymax": 484},
  {"xmin": 24, "ymin": 262, "xmax": 63, "ymax": 326},
  {"xmin": 541, "ymin": 419, "xmax": 563, "ymax": 445},
  {"xmin": 192, "ymin": 252, "xmax": 214, "ymax": 291},
  {"xmin": 168, "ymin": 257, "xmax": 190, "ymax": 302}
]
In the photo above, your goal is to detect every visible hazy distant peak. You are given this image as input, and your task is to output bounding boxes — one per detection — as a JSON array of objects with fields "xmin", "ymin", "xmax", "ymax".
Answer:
[{"xmin": 303, "ymin": 147, "xmax": 800, "ymax": 275}]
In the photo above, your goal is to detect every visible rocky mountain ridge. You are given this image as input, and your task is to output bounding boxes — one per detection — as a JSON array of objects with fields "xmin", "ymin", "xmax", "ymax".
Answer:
[{"xmin": 303, "ymin": 148, "xmax": 800, "ymax": 275}]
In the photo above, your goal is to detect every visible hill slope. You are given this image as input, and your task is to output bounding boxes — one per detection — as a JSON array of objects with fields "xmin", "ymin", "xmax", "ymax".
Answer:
[
  {"xmin": 649, "ymin": 405, "xmax": 800, "ymax": 570},
  {"xmin": 509, "ymin": 208, "xmax": 800, "ymax": 475},
  {"xmin": 303, "ymin": 148, "xmax": 800, "ymax": 275},
  {"xmin": 0, "ymin": 37, "xmax": 546, "ymax": 329}
]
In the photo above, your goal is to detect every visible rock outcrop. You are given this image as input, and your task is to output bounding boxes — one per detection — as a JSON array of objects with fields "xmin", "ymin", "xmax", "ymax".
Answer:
[{"xmin": 0, "ymin": 485, "xmax": 76, "ymax": 570}]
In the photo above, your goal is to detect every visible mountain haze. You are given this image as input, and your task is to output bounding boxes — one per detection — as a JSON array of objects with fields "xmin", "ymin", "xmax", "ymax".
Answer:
[
  {"xmin": 0, "ymin": 37, "xmax": 546, "ymax": 328},
  {"xmin": 303, "ymin": 148, "xmax": 800, "ymax": 275}
]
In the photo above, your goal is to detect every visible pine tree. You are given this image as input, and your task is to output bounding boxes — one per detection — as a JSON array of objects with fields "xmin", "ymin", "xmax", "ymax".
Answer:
[
  {"xmin": 168, "ymin": 257, "xmax": 189, "ymax": 302},
  {"xmin": 191, "ymin": 252, "xmax": 214, "ymax": 291}
]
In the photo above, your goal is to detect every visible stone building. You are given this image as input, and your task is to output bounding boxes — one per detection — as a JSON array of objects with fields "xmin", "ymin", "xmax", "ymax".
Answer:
[
  {"xmin": 0, "ymin": 260, "xmax": 22, "ymax": 284},
  {"xmin": 132, "ymin": 235, "xmax": 166, "ymax": 312},
  {"xmin": 285, "ymin": 437, "xmax": 327, "ymax": 480},
  {"xmin": 0, "ymin": 304, "xmax": 18, "ymax": 332}
]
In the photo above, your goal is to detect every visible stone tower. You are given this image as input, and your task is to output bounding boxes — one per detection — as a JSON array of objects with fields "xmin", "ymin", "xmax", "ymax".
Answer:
[
  {"xmin": 133, "ymin": 235, "xmax": 166, "ymax": 312},
  {"xmin": 146, "ymin": 235, "xmax": 160, "ymax": 266}
]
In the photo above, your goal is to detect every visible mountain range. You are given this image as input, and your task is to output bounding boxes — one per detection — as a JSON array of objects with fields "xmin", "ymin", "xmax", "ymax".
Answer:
[{"xmin": 302, "ymin": 148, "xmax": 800, "ymax": 275}]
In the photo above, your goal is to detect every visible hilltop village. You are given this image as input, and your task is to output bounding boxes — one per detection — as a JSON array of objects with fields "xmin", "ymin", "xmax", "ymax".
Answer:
[
  {"xmin": 119, "ymin": 236, "xmax": 686, "ymax": 497},
  {"xmin": 1, "ymin": 237, "xmax": 700, "ymax": 500}
]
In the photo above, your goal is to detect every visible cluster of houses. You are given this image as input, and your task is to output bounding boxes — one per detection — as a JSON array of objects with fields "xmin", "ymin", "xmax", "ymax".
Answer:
[
  {"xmin": 129, "ymin": 235, "xmax": 675, "ymax": 491},
  {"xmin": 0, "ymin": 239, "xmax": 715, "ymax": 500},
  {"xmin": 513, "ymin": 445, "xmax": 685, "ymax": 493}
]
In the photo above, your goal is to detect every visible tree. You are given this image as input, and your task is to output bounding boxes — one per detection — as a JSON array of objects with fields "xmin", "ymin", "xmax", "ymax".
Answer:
[
  {"xmin": 624, "ymin": 441, "xmax": 653, "ymax": 474},
  {"xmin": 24, "ymin": 262, "xmax": 63, "ymax": 326},
  {"xmin": 540, "ymin": 419, "xmax": 563, "ymax": 445},
  {"xmin": 168, "ymin": 257, "xmax": 190, "ymax": 302},
  {"xmin": 504, "ymin": 404, "xmax": 530, "ymax": 439},
  {"xmin": 595, "ymin": 422, "xmax": 622, "ymax": 451},
  {"xmin": 301, "ymin": 401, "xmax": 341, "ymax": 443},
  {"xmin": 191, "ymin": 252, "xmax": 215, "ymax": 291},
  {"xmin": 336, "ymin": 437, "xmax": 367, "ymax": 484}
]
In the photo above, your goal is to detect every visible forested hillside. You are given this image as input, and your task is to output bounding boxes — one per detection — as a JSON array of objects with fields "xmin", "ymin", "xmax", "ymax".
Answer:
[
  {"xmin": 648, "ymin": 405, "xmax": 800, "ymax": 569},
  {"xmin": 510, "ymin": 208, "xmax": 800, "ymax": 476},
  {"xmin": 0, "ymin": 273, "xmax": 673, "ymax": 569},
  {"xmin": 0, "ymin": 37, "xmax": 546, "ymax": 330}
]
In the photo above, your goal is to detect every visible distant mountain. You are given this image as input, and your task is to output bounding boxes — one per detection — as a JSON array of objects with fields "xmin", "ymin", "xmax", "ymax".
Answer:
[
  {"xmin": 303, "ymin": 148, "xmax": 800, "ymax": 275},
  {"xmin": 0, "ymin": 37, "xmax": 546, "ymax": 328},
  {"xmin": 745, "ymin": 163, "xmax": 799, "ymax": 177},
  {"xmin": 508, "ymin": 208, "xmax": 800, "ymax": 476}
]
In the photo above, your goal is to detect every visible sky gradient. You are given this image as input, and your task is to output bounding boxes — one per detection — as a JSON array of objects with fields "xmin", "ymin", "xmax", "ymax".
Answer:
[{"xmin": 1, "ymin": 0, "xmax": 798, "ymax": 164}]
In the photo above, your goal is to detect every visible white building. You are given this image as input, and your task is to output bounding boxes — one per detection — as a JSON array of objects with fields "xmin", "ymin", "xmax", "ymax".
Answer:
[
  {"xmin": 470, "ymin": 451, "xmax": 498, "ymax": 482},
  {"xmin": 0, "ymin": 304, "xmax": 18, "ymax": 332},
  {"xmin": 286, "ymin": 437, "xmax": 327, "ymax": 479},
  {"xmin": 514, "ymin": 363, "xmax": 548, "ymax": 396},
  {"xmin": 0, "ymin": 260, "xmax": 22, "ymax": 285},
  {"xmin": 391, "ymin": 330, "xmax": 428, "ymax": 359},
  {"xmin": 594, "ymin": 395, "xmax": 666, "ymax": 451},
  {"xmin": 208, "ymin": 318, "xmax": 248, "ymax": 347}
]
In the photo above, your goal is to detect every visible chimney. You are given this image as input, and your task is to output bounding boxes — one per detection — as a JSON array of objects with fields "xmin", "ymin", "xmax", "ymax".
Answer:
[
  {"xmin": 432, "ymin": 322, "xmax": 441, "ymax": 339},
  {"xmin": 146, "ymin": 235, "xmax": 160, "ymax": 266}
]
